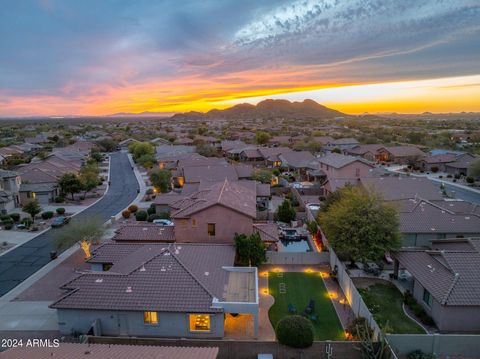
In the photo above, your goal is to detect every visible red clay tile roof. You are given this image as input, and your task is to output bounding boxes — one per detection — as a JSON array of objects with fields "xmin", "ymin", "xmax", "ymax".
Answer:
[
  {"xmin": 112, "ymin": 223, "xmax": 175, "ymax": 243},
  {"xmin": 51, "ymin": 243, "xmax": 235, "ymax": 312},
  {"xmin": 171, "ymin": 180, "xmax": 257, "ymax": 219},
  {"xmin": 394, "ymin": 239, "xmax": 480, "ymax": 306},
  {"xmin": 253, "ymin": 222, "xmax": 279, "ymax": 242},
  {"xmin": 1, "ymin": 343, "xmax": 219, "ymax": 359}
]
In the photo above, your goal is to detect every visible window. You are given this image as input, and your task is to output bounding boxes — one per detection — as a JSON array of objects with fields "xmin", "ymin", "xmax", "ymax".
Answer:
[
  {"xmin": 207, "ymin": 223, "xmax": 215, "ymax": 236},
  {"xmin": 189, "ymin": 314, "xmax": 211, "ymax": 332},
  {"xmin": 355, "ymin": 168, "xmax": 360, "ymax": 177},
  {"xmin": 143, "ymin": 311, "xmax": 158, "ymax": 324},
  {"xmin": 192, "ymin": 218, "xmax": 197, "ymax": 227},
  {"xmin": 180, "ymin": 219, "xmax": 188, "ymax": 226},
  {"xmin": 422, "ymin": 289, "xmax": 433, "ymax": 307}
]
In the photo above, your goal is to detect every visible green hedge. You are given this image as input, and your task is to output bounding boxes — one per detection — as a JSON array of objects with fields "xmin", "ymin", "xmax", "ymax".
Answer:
[{"xmin": 276, "ymin": 315, "xmax": 314, "ymax": 348}]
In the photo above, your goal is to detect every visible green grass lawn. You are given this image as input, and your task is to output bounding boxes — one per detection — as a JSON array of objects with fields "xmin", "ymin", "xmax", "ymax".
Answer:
[
  {"xmin": 358, "ymin": 283, "xmax": 425, "ymax": 334},
  {"xmin": 268, "ymin": 272, "xmax": 345, "ymax": 340}
]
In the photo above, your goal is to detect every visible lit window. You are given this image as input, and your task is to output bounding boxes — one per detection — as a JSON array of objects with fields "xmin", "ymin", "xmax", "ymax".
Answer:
[
  {"xmin": 181, "ymin": 219, "xmax": 188, "ymax": 226},
  {"xmin": 177, "ymin": 176, "xmax": 185, "ymax": 187},
  {"xmin": 143, "ymin": 311, "xmax": 158, "ymax": 324},
  {"xmin": 422, "ymin": 289, "xmax": 433, "ymax": 307},
  {"xmin": 192, "ymin": 218, "xmax": 197, "ymax": 227},
  {"xmin": 189, "ymin": 314, "xmax": 211, "ymax": 332},
  {"xmin": 207, "ymin": 223, "xmax": 215, "ymax": 236}
]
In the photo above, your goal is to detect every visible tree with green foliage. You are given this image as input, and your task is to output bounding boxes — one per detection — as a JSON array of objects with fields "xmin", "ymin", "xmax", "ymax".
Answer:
[
  {"xmin": 196, "ymin": 144, "xmax": 218, "ymax": 157},
  {"xmin": 149, "ymin": 169, "xmax": 172, "ymax": 193},
  {"xmin": 467, "ymin": 159, "xmax": 480, "ymax": 180},
  {"xmin": 252, "ymin": 169, "xmax": 273, "ymax": 184},
  {"xmin": 22, "ymin": 200, "xmax": 42, "ymax": 223},
  {"xmin": 318, "ymin": 186, "xmax": 401, "ymax": 263},
  {"xmin": 58, "ymin": 173, "xmax": 82, "ymax": 200},
  {"xmin": 276, "ymin": 199, "xmax": 296, "ymax": 223},
  {"xmin": 276, "ymin": 315, "xmax": 314, "ymax": 349},
  {"xmin": 128, "ymin": 141, "xmax": 155, "ymax": 161},
  {"xmin": 331, "ymin": 147, "xmax": 342, "ymax": 154},
  {"xmin": 234, "ymin": 232, "xmax": 266, "ymax": 267},
  {"xmin": 79, "ymin": 170, "xmax": 99, "ymax": 198},
  {"xmin": 54, "ymin": 217, "xmax": 105, "ymax": 259},
  {"xmin": 96, "ymin": 138, "xmax": 118, "ymax": 152},
  {"xmin": 255, "ymin": 131, "xmax": 271, "ymax": 145},
  {"xmin": 137, "ymin": 153, "xmax": 157, "ymax": 169}
]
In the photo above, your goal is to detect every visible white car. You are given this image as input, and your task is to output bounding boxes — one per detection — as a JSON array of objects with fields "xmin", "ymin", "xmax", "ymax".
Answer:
[{"xmin": 152, "ymin": 219, "xmax": 174, "ymax": 226}]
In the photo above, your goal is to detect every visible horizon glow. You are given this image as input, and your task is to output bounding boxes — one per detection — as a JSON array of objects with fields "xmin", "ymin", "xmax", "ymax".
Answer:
[{"xmin": 0, "ymin": 1, "xmax": 479, "ymax": 116}]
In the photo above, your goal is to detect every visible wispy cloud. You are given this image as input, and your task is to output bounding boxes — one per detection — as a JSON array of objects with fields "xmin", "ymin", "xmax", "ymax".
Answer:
[{"xmin": 0, "ymin": 0, "xmax": 479, "ymax": 115}]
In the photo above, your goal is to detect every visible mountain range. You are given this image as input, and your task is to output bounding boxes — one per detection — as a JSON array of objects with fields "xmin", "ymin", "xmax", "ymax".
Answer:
[{"xmin": 169, "ymin": 99, "xmax": 347, "ymax": 120}]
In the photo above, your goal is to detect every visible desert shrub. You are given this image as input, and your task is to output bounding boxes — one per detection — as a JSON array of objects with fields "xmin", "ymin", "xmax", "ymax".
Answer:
[
  {"xmin": 122, "ymin": 210, "xmax": 131, "ymax": 219},
  {"xmin": 446, "ymin": 174, "xmax": 452, "ymax": 178},
  {"xmin": 55, "ymin": 196, "xmax": 65, "ymax": 203},
  {"xmin": 41, "ymin": 211, "xmax": 54, "ymax": 220},
  {"xmin": 4, "ymin": 222, "xmax": 13, "ymax": 230},
  {"xmin": 56, "ymin": 208, "xmax": 66, "ymax": 215},
  {"xmin": 128, "ymin": 204, "xmax": 138, "ymax": 213},
  {"xmin": 430, "ymin": 166, "xmax": 439, "ymax": 173},
  {"xmin": 466, "ymin": 176, "xmax": 474, "ymax": 184},
  {"xmin": 9, "ymin": 213, "xmax": 20, "ymax": 222},
  {"xmin": 157, "ymin": 211, "xmax": 170, "ymax": 219},
  {"xmin": 135, "ymin": 210, "xmax": 148, "ymax": 221},
  {"xmin": 147, "ymin": 203, "xmax": 156, "ymax": 215},
  {"xmin": 21, "ymin": 218, "xmax": 33, "ymax": 228},
  {"xmin": 276, "ymin": 315, "xmax": 314, "ymax": 348},
  {"xmin": 147, "ymin": 214, "xmax": 161, "ymax": 222}
]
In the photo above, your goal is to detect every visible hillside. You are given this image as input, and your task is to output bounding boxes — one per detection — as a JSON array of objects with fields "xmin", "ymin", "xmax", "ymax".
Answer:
[{"xmin": 170, "ymin": 99, "xmax": 347, "ymax": 120}]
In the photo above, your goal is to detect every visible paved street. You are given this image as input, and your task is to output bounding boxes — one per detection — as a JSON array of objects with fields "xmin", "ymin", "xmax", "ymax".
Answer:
[
  {"xmin": 439, "ymin": 181, "xmax": 480, "ymax": 205},
  {"xmin": 0, "ymin": 152, "xmax": 138, "ymax": 297}
]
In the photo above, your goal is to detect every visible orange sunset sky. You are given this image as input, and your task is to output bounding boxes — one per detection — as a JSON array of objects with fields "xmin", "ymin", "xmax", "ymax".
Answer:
[{"xmin": 1, "ymin": 1, "xmax": 479, "ymax": 116}]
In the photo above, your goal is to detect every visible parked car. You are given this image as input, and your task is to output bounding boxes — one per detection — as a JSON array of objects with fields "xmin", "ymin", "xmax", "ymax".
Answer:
[
  {"xmin": 152, "ymin": 219, "xmax": 173, "ymax": 226},
  {"xmin": 51, "ymin": 216, "xmax": 70, "ymax": 228}
]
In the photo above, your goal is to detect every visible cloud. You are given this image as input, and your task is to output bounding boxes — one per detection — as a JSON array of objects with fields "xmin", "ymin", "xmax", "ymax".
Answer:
[{"xmin": 0, "ymin": 0, "xmax": 479, "ymax": 115}]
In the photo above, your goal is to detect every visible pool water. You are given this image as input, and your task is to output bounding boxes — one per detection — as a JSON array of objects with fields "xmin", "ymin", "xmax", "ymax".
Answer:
[{"xmin": 280, "ymin": 239, "xmax": 312, "ymax": 252}]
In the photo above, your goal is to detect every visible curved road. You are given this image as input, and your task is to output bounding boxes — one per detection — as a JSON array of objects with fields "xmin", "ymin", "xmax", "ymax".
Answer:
[{"xmin": 0, "ymin": 152, "xmax": 139, "ymax": 297}]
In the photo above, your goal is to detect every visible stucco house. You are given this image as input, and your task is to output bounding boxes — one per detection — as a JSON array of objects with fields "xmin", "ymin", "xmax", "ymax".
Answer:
[
  {"xmin": 376, "ymin": 146, "xmax": 426, "ymax": 165},
  {"xmin": 0, "ymin": 169, "xmax": 21, "ymax": 212},
  {"xmin": 360, "ymin": 177, "xmax": 480, "ymax": 246},
  {"xmin": 170, "ymin": 180, "xmax": 257, "ymax": 244},
  {"xmin": 313, "ymin": 153, "xmax": 375, "ymax": 194},
  {"xmin": 51, "ymin": 243, "xmax": 259, "ymax": 338},
  {"xmin": 393, "ymin": 238, "xmax": 480, "ymax": 332}
]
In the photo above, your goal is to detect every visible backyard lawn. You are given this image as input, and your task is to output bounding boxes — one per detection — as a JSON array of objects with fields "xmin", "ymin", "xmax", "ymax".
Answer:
[
  {"xmin": 268, "ymin": 272, "xmax": 345, "ymax": 340},
  {"xmin": 358, "ymin": 283, "xmax": 426, "ymax": 334}
]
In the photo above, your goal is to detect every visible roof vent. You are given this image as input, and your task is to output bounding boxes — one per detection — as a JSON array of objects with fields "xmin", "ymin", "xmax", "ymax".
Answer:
[
  {"xmin": 142, "ymin": 227, "xmax": 148, "ymax": 231},
  {"xmin": 139, "ymin": 265, "xmax": 146, "ymax": 272},
  {"xmin": 126, "ymin": 286, "xmax": 132, "ymax": 293},
  {"xmin": 465, "ymin": 217, "xmax": 470, "ymax": 220},
  {"xmin": 161, "ymin": 267, "xmax": 166, "ymax": 272},
  {"xmin": 430, "ymin": 228, "xmax": 436, "ymax": 231},
  {"xmin": 205, "ymin": 271, "xmax": 209, "ymax": 276},
  {"xmin": 95, "ymin": 278, "xmax": 103, "ymax": 283}
]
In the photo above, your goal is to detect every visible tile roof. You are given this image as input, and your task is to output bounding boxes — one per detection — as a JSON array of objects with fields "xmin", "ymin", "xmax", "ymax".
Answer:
[
  {"xmin": 329, "ymin": 137, "xmax": 359, "ymax": 145},
  {"xmin": 279, "ymin": 151, "xmax": 315, "ymax": 168},
  {"xmin": 361, "ymin": 177, "xmax": 444, "ymax": 201},
  {"xmin": 171, "ymin": 180, "xmax": 257, "ymax": 219},
  {"xmin": 1, "ymin": 343, "xmax": 219, "ymax": 359},
  {"xmin": 398, "ymin": 199, "xmax": 480, "ymax": 234},
  {"xmin": 394, "ymin": 239, "xmax": 480, "ymax": 306},
  {"xmin": 422, "ymin": 153, "xmax": 457, "ymax": 164},
  {"xmin": 346, "ymin": 144, "xmax": 385, "ymax": 155},
  {"xmin": 383, "ymin": 146, "xmax": 426, "ymax": 157},
  {"xmin": 112, "ymin": 223, "xmax": 175, "ymax": 243},
  {"xmin": 317, "ymin": 153, "xmax": 373, "ymax": 169},
  {"xmin": 52, "ymin": 243, "xmax": 235, "ymax": 312},
  {"xmin": 182, "ymin": 164, "xmax": 239, "ymax": 183},
  {"xmin": 253, "ymin": 222, "xmax": 279, "ymax": 242}
]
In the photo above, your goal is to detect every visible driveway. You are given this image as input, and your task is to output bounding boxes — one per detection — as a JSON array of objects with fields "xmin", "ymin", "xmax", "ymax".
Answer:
[{"xmin": 0, "ymin": 152, "xmax": 138, "ymax": 297}]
